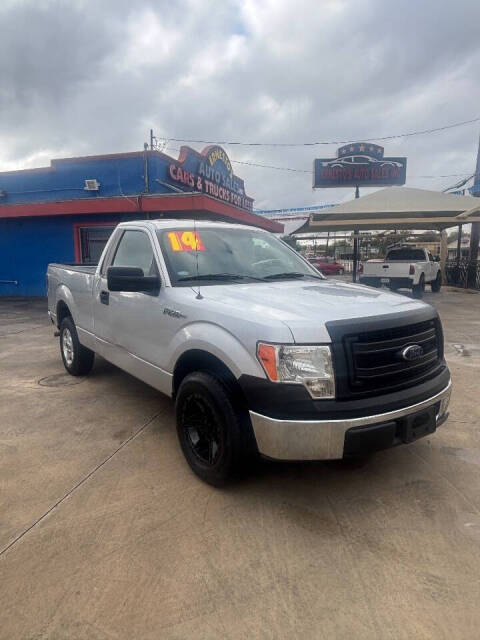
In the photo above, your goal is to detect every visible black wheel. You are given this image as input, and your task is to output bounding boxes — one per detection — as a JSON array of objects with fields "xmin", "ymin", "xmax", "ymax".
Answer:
[
  {"xmin": 175, "ymin": 372, "xmax": 255, "ymax": 486},
  {"xmin": 412, "ymin": 274, "xmax": 425, "ymax": 299},
  {"xmin": 431, "ymin": 271, "xmax": 442, "ymax": 293},
  {"xmin": 60, "ymin": 317, "xmax": 95, "ymax": 376}
]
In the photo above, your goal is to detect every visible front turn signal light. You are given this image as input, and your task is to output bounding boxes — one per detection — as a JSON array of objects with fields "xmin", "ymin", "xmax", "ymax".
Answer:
[{"xmin": 257, "ymin": 343, "xmax": 278, "ymax": 381}]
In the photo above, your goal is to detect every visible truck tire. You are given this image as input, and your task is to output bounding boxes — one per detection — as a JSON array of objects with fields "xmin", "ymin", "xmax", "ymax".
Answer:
[
  {"xmin": 412, "ymin": 274, "xmax": 425, "ymax": 299},
  {"xmin": 60, "ymin": 317, "xmax": 95, "ymax": 376},
  {"xmin": 175, "ymin": 371, "xmax": 255, "ymax": 486},
  {"xmin": 431, "ymin": 272, "xmax": 442, "ymax": 293}
]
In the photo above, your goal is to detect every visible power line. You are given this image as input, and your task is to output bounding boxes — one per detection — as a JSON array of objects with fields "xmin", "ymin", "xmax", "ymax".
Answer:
[
  {"xmin": 442, "ymin": 173, "xmax": 475, "ymax": 193},
  {"xmin": 164, "ymin": 116, "xmax": 480, "ymax": 148},
  {"xmin": 229, "ymin": 158, "xmax": 310, "ymax": 173},
  {"xmin": 164, "ymin": 145, "xmax": 474, "ymax": 179}
]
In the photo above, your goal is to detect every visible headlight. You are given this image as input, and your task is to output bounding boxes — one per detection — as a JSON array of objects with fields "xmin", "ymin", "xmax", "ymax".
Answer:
[{"xmin": 257, "ymin": 343, "xmax": 335, "ymax": 399}]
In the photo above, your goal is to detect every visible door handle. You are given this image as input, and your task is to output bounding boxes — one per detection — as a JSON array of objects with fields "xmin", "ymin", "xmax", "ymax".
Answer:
[{"xmin": 100, "ymin": 290, "xmax": 109, "ymax": 305}]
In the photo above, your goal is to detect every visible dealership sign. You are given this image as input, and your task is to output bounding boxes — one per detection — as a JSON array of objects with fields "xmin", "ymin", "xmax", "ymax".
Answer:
[
  {"xmin": 166, "ymin": 145, "xmax": 254, "ymax": 211},
  {"xmin": 313, "ymin": 143, "xmax": 407, "ymax": 188}
]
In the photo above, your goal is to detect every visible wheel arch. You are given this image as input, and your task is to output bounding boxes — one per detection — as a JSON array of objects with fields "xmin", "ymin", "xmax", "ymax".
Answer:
[
  {"xmin": 172, "ymin": 349, "xmax": 247, "ymax": 408},
  {"xmin": 56, "ymin": 300, "xmax": 72, "ymax": 327}
]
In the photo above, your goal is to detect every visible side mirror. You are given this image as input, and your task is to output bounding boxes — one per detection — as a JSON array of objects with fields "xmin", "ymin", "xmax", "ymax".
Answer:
[{"xmin": 107, "ymin": 266, "xmax": 160, "ymax": 292}]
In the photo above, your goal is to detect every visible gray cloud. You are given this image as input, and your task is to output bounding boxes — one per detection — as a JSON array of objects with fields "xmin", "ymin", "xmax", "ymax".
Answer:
[{"xmin": 0, "ymin": 0, "xmax": 479, "ymax": 208}]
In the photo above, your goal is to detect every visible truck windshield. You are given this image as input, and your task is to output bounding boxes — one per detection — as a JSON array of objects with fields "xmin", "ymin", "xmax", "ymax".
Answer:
[
  {"xmin": 386, "ymin": 248, "xmax": 425, "ymax": 261},
  {"xmin": 157, "ymin": 227, "xmax": 324, "ymax": 285}
]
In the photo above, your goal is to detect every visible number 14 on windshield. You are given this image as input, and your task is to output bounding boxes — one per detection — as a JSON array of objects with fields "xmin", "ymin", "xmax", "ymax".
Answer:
[{"xmin": 167, "ymin": 231, "xmax": 205, "ymax": 252}]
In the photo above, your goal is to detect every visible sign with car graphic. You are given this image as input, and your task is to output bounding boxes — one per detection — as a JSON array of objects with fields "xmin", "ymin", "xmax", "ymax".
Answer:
[{"xmin": 313, "ymin": 143, "xmax": 407, "ymax": 188}]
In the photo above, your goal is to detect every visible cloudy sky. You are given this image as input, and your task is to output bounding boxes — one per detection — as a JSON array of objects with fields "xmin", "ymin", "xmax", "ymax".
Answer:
[{"xmin": 1, "ymin": 0, "xmax": 479, "ymax": 209}]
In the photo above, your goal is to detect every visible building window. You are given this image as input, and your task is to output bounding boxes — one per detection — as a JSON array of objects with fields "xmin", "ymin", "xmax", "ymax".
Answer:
[{"xmin": 78, "ymin": 226, "xmax": 115, "ymax": 264}]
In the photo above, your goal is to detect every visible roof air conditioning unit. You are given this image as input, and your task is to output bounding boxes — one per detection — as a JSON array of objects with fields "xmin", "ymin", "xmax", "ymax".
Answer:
[{"xmin": 84, "ymin": 179, "xmax": 100, "ymax": 191}]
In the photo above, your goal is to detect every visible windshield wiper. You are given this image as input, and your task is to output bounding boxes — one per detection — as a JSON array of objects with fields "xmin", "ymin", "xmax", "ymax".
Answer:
[
  {"xmin": 263, "ymin": 271, "xmax": 323, "ymax": 280},
  {"xmin": 177, "ymin": 273, "xmax": 266, "ymax": 282}
]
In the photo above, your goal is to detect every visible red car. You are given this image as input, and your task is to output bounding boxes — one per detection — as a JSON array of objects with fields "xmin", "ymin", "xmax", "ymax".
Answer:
[{"xmin": 308, "ymin": 257, "xmax": 345, "ymax": 275}]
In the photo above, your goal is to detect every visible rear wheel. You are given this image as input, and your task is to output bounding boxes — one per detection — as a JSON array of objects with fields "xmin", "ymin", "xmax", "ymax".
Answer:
[
  {"xmin": 175, "ymin": 371, "xmax": 256, "ymax": 486},
  {"xmin": 431, "ymin": 271, "xmax": 442, "ymax": 293},
  {"xmin": 412, "ymin": 274, "xmax": 425, "ymax": 299},
  {"xmin": 60, "ymin": 317, "xmax": 95, "ymax": 376}
]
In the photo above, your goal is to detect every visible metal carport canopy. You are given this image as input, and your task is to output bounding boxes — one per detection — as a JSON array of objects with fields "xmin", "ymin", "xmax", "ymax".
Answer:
[{"xmin": 305, "ymin": 187, "xmax": 480, "ymax": 231}]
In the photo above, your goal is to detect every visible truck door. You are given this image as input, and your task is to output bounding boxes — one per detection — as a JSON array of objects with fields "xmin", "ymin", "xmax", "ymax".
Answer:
[
  {"xmin": 92, "ymin": 228, "xmax": 121, "ymax": 359},
  {"xmin": 93, "ymin": 227, "xmax": 173, "ymax": 394}
]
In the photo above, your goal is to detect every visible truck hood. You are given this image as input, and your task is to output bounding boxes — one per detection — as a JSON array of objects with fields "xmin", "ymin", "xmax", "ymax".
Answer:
[{"xmin": 201, "ymin": 278, "xmax": 429, "ymax": 343}]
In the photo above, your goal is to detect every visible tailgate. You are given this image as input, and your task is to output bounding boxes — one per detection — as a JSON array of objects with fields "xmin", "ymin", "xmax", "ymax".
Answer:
[{"xmin": 364, "ymin": 261, "xmax": 411, "ymax": 277}]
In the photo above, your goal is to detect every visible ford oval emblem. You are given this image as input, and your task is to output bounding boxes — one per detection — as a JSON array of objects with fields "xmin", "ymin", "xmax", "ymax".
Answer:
[{"xmin": 401, "ymin": 345, "xmax": 424, "ymax": 361}]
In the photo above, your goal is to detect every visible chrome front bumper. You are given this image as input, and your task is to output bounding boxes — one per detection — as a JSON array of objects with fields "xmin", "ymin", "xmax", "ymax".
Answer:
[{"xmin": 249, "ymin": 380, "xmax": 451, "ymax": 461}]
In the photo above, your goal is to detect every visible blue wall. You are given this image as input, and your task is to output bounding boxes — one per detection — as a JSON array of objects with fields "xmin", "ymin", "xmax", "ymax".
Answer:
[{"xmin": 0, "ymin": 214, "xmax": 129, "ymax": 296}]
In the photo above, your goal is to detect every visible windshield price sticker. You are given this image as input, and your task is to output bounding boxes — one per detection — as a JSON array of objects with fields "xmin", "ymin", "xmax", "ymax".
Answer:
[{"xmin": 167, "ymin": 231, "xmax": 205, "ymax": 252}]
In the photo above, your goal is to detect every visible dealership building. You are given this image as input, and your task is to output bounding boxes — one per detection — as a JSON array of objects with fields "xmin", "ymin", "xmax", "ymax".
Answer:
[{"xmin": 0, "ymin": 145, "xmax": 282, "ymax": 296}]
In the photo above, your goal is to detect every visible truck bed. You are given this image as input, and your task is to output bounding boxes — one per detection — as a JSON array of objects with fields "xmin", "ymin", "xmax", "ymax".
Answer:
[{"xmin": 47, "ymin": 263, "xmax": 98, "ymax": 336}]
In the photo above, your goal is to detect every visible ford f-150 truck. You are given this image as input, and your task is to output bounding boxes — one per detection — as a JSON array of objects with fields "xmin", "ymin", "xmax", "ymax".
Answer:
[
  {"xmin": 360, "ymin": 245, "xmax": 442, "ymax": 298},
  {"xmin": 47, "ymin": 220, "xmax": 451, "ymax": 485}
]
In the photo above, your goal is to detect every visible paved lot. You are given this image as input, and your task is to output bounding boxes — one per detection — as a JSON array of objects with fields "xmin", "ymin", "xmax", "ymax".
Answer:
[{"xmin": 1, "ymin": 287, "xmax": 480, "ymax": 639}]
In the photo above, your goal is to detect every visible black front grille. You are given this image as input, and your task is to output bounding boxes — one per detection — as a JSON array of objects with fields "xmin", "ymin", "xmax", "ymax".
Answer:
[{"xmin": 343, "ymin": 319, "xmax": 443, "ymax": 396}]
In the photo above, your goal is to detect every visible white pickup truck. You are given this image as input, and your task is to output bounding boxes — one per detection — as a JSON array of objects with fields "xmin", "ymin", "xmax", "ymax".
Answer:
[
  {"xmin": 360, "ymin": 246, "xmax": 442, "ymax": 298},
  {"xmin": 47, "ymin": 221, "xmax": 451, "ymax": 485}
]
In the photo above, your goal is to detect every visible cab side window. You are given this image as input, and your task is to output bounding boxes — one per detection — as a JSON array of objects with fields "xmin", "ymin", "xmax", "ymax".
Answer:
[
  {"xmin": 100, "ymin": 228, "xmax": 121, "ymax": 276},
  {"xmin": 112, "ymin": 230, "xmax": 157, "ymax": 275}
]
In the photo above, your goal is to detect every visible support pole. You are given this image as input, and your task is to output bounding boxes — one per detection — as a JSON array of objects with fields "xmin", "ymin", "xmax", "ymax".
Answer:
[
  {"xmin": 470, "ymin": 222, "xmax": 480, "ymax": 263},
  {"xmin": 143, "ymin": 145, "xmax": 149, "ymax": 194},
  {"xmin": 456, "ymin": 224, "xmax": 463, "ymax": 265},
  {"xmin": 440, "ymin": 230, "xmax": 448, "ymax": 283},
  {"xmin": 468, "ymin": 222, "xmax": 480, "ymax": 288},
  {"xmin": 352, "ymin": 185, "xmax": 360, "ymax": 282},
  {"xmin": 353, "ymin": 232, "xmax": 359, "ymax": 282}
]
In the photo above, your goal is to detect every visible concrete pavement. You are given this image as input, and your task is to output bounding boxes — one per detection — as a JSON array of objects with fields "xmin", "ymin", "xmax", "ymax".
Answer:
[{"xmin": 1, "ymin": 289, "xmax": 480, "ymax": 639}]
